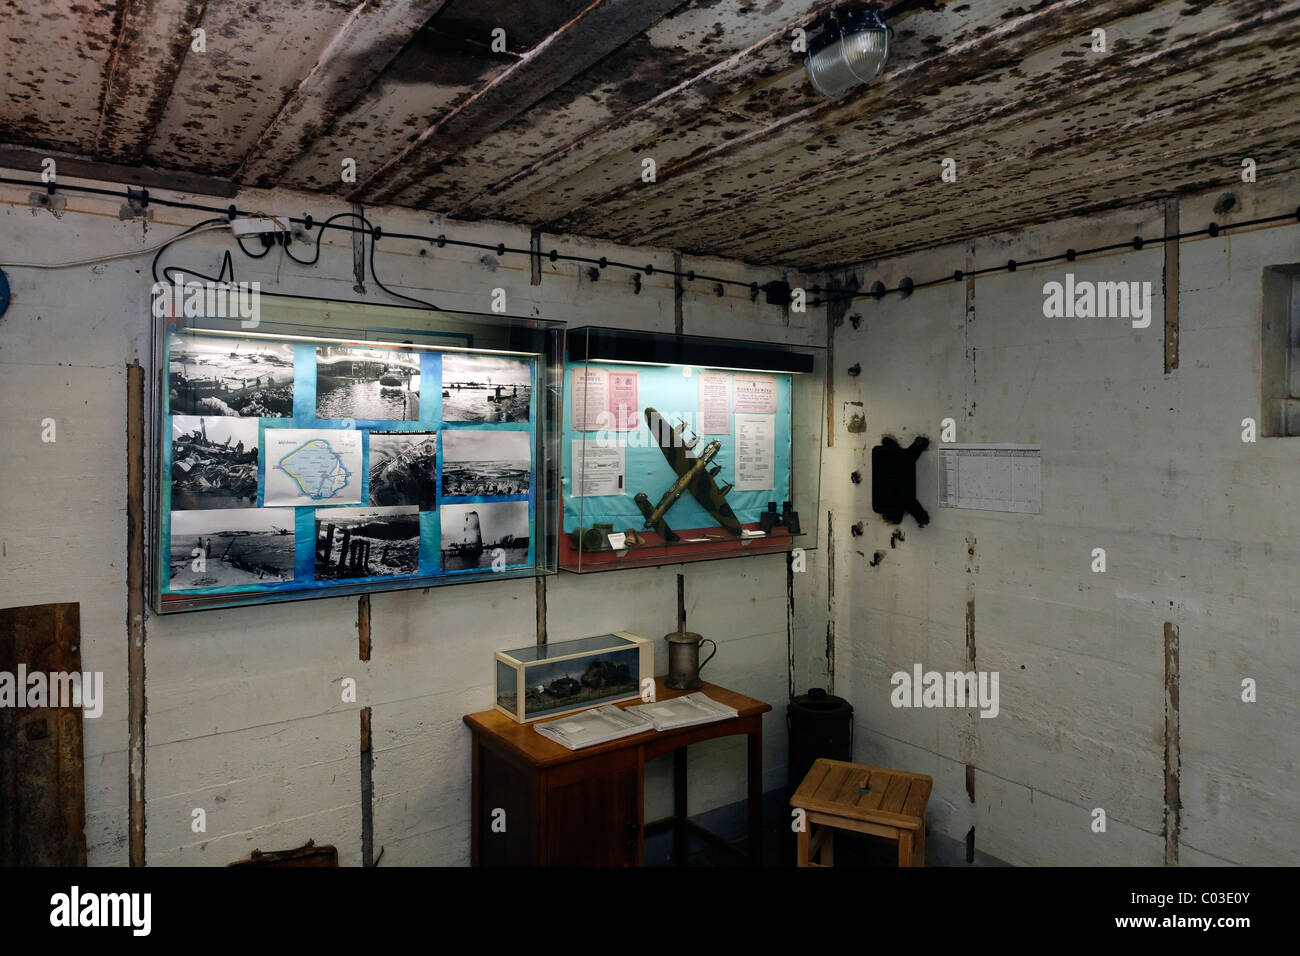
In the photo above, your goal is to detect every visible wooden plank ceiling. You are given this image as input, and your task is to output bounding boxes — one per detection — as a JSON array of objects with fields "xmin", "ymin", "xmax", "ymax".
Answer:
[{"xmin": 1, "ymin": 0, "xmax": 1296, "ymax": 271}]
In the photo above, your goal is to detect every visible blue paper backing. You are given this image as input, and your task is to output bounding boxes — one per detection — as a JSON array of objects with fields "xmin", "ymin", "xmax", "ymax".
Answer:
[
  {"xmin": 160, "ymin": 336, "xmax": 538, "ymax": 599},
  {"xmin": 561, "ymin": 364, "xmax": 793, "ymax": 533}
]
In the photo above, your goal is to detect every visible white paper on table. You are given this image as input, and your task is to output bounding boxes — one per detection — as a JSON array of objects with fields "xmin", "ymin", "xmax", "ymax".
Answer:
[
  {"xmin": 731, "ymin": 373, "xmax": 777, "ymax": 414},
  {"xmin": 571, "ymin": 367, "xmax": 609, "ymax": 431},
  {"xmin": 263, "ymin": 428, "xmax": 363, "ymax": 506},
  {"xmin": 733, "ymin": 413, "xmax": 775, "ymax": 492},
  {"xmin": 572, "ymin": 439, "xmax": 625, "ymax": 497},
  {"xmin": 698, "ymin": 370, "xmax": 732, "ymax": 433}
]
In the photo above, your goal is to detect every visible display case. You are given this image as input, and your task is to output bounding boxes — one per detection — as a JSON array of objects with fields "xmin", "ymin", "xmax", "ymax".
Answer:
[
  {"xmin": 494, "ymin": 631, "xmax": 654, "ymax": 723},
  {"xmin": 150, "ymin": 292, "xmax": 563, "ymax": 613},
  {"xmin": 561, "ymin": 327, "xmax": 824, "ymax": 572}
]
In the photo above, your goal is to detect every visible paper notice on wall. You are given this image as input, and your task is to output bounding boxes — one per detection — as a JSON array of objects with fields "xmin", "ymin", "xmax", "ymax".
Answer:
[
  {"xmin": 264, "ymin": 428, "xmax": 363, "ymax": 506},
  {"xmin": 734, "ymin": 414, "xmax": 775, "ymax": 491},
  {"xmin": 732, "ymin": 374, "xmax": 778, "ymax": 414},
  {"xmin": 608, "ymin": 371, "xmax": 639, "ymax": 430},
  {"xmin": 699, "ymin": 370, "xmax": 731, "ymax": 433},
  {"xmin": 937, "ymin": 443, "xmax": 1041, "ymax": 513},
  {"xmin": 572, "ymin": 440, "xmax": 625, "ymax": 497},
  {"xmin": 571, "ymin": 368, "xmax": 609, "ymax": 431}
]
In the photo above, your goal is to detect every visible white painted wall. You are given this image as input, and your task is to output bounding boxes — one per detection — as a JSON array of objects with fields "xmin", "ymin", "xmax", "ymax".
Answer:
[
  {"xmin": 0, "ymin": 170, "xmax": 823, "ymax": 865},
  {"xmin": 823, "ymin": 174, "xmax": 1300, "ymax": 866}
]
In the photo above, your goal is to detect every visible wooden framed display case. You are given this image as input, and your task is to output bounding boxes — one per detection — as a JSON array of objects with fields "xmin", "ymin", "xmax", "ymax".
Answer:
[
  {"xmin": 149, "ymin": 292, "xmax": 563, "ymax": 613},
  {"xmin": 561, "ymin": 327, "xmax": 824, "ymax": 572},
  {"xmin": 493, "ymin": 631, "xmax": 654, "ymax": 723}
]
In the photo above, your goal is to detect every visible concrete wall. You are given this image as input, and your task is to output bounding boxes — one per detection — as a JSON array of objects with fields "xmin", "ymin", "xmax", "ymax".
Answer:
[
  {"xmin": 0, "ymin": 170, "xmax": 823, "ymax": 865},
  {"xmin": 821, "ymin": 174, "xmax": 1300, "ymax": 866}
]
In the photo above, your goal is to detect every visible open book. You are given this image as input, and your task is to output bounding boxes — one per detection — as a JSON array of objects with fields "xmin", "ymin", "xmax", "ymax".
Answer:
[
  {"xmin": 623, "ymin": 692, "xmax": 738, "ymax": 731},
  {"xmin": 534, "ymin": 705, "xmax": 653, "ymax": 750}
]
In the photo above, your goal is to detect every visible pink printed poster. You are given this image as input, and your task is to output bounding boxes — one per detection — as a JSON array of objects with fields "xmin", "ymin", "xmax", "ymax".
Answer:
[{"xmin": 608, "ymin": 371, "xmax": 639, "ymax": 431}]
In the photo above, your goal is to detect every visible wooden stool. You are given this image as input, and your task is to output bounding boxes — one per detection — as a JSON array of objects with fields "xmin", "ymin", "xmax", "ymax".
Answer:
[{"xmin": 790, "ymin": 758, "xmax": 932, "ymax": 867}]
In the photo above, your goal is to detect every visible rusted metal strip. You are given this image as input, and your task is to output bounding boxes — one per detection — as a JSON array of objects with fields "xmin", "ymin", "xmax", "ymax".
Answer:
[
  {"xmin": 673, "ymin": 251, "xmax": 684, "ymax": 335},
  {"xmin": 360, "ymin": 707, "xmax": 374, "ymax": 867},
  {"xmin": 1163, "ymin": 622, "xmax": 1180, "ymax": 866},
  {"xmin": 358, "ymin": 594, "xmax": 371, "ymax": 662},
  {"xmin": 536, "ymin": 576, "xmax": 547, "ymax": 647},
  {"xmin": 1164, "ymin": 199, "xmax": 1180, "ymax": 374},
  {"xmin": 530, "ymin": 228, "xmax": 543, "ymax": 286},
  {"xmin": 824, "ymin": 511, "xmax": 834, "ymax": 695},
  {"xmin": 127, "ymin": 361, "xmax": 147, "ymax": 867},
  {"xmin": 676, "ymin": 573, "xmax": 686, "ymax": 633}
]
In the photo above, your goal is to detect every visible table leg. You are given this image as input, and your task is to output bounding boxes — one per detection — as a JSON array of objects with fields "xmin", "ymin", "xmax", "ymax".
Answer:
[
  {"xmin": 673, "ymin": 746, "xmax": 688, "ymax": 866},
  {"xmin": 898, "ymin": 829, "xmax": 914, "ymax": 868},
  {"xmin": 747, "ymin": 729, "xmax": 762, "ymax": 866},
  {"xmin": 796, "ymin": 819, "xmax": 810, "ymax": 866}
]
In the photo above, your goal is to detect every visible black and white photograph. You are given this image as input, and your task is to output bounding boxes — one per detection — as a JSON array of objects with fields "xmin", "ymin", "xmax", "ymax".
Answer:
[
  {"xmin": 169, "ymin": 334, "xmax": 294, "ymax": 417},
  {"xmin": 316, "ymin": 346, "xmax": 420, "ymax": 421},
  {"xmin": 441, "ymin": 353, "xmax": 531, "ymax": 423},
  {"xmin": 441, "ymin": 429, "xmax": 530, "ymax": 497},
  {"xmin": 171, "ymin": 415, "xmax": 260, "ymax": 510},
  {"xmin": 168, "ymin": 508, "xmax": 295, "ymax": 590},
  {"xmin": 440, "ymin": 501, "xmax": 529, "ymax": 571},
  {"xmin": 315, "ymin": 505, "xmax": 420, "ymax": 579},
  {"xmin": 369, "ymin": 431, "xmax": 437, "ymax": 510}
]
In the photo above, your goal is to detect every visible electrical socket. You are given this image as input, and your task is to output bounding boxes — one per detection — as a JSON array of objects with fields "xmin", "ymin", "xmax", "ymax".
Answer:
[{"xmin": 230, "ymin": 216, "xmax": 290, "ymax": 238}]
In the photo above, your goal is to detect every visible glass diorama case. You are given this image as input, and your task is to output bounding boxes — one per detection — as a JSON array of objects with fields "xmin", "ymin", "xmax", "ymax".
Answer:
[
  {"xmin": 494, "ymin": 631, "xmax": 654, "ymax": 723},
  {"xmin": 562, "ymin": 327, "xmax": 825, "ymax": 572},
  {"xmin": 150, "ymin": 292, "xmax": 563, "ymax": 613}
]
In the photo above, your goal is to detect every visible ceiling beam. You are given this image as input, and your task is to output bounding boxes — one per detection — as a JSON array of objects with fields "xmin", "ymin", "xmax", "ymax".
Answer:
[
  {"xmin": 353, "ymin": 0, "xmax": 688, "ymax": 205},
  {"xmin": 95, "ymin": 0, "xmax": 210, "ymax": 163},
  {"xmin": 236, "ymin": 1, "xmax": 451, "ymax": 187},
  {"xmin": 0, "ymin": 144, "xmax": 237, "ymax": 198}
]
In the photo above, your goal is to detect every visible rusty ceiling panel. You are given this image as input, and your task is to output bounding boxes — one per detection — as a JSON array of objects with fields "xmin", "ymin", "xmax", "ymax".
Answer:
[
  {"xmin": 396, "ymin": 0, "xmax": 838, "ymax": 214},
  {"xmin": 0, "ymin": 0, "xmax": 123, "ymax": 152},
  {"xmin": 358, "ymin": 0, "xmax": 692, "ymax": 205},
  {"xmin": 1, "ymin": 0, "xmax": 1298, "ymax": 271},
  {"xmin": 615, "ymin": 0, "xmax": 1300, "ymax": 256},
  {"xmin": 144, "ymin": 0, "xmax": 360, "ymax": 175},
  {"xmin": 275, "ymin": 0, "xmax": 590, "ymax": 192},
  {"xmin": 95, "ymin": 0, "xmax": 209, "ymax": 163},
  {"xmin": 237, "ymin": 1, "xmax": 452, "ymax": 186}
]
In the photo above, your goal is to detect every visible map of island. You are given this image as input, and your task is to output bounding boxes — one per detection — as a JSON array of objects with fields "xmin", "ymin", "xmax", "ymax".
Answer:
[
  {"xmin": 263, "ymin": 428, "xmax": 363, "ymax": 506},
  {"xmin": 278, "ymin": 439, "xmax": 352, "ymax": 500}
]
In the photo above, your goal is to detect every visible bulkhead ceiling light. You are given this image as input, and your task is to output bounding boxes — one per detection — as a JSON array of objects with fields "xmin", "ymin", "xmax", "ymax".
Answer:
[{"xmin": 805, "ymin": 8, "xmax": 891, "ymax": 100}]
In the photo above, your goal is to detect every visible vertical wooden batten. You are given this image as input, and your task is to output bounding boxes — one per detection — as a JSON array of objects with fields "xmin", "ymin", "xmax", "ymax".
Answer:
[{"xmin": 126, "ymin": 360, "xmax": 147, "ymax": 867}]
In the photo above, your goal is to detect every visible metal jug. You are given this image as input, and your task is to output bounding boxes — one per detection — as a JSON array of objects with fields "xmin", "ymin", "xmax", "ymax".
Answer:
[{"xmin": 665, "ymin": 631, "xmax": 717, "ymax": 690}]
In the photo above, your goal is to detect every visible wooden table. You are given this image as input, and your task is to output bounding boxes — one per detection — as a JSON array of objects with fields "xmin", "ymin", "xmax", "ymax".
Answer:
[
  {"xmin": 790, "ymin": 758, "xmax": 932, "ymax": 867},
  {"xmin": 463, "ymin": 678, "xmax": 771, "ymax": 866}
]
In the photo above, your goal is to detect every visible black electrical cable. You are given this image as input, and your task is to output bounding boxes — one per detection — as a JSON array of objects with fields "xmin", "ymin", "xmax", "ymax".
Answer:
[
  {"xmin": 3, "ymin": 174, "xmax": 1296, "ymax": 309},
  {"xmin": 813, "ymin": 206, "xmax": 1300, "ymax": 304}
]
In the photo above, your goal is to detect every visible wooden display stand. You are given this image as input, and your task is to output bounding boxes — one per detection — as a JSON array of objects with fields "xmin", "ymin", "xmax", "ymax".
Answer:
[{"xmin": 464, "ymin": 678, "xmax": 770, "ymax": 866}]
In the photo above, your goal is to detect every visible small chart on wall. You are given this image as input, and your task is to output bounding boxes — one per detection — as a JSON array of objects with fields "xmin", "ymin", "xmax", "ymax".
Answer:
[{"xmin": 151, "ymin": 298, "xmax": 562, "ymax": 612}]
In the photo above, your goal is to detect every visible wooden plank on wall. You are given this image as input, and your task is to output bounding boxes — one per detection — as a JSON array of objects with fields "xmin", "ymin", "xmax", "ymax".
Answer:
[
  {"xmin": 126, "ymin": 360, "xmax": 147, "ymax": 867},
  {"xmin": 1164, "ymin": 200, "xmax": 1180, "ymax": 374},
  {"xmin": 0, "ymin": 602, "xmax": 87, "ymax": 866}
]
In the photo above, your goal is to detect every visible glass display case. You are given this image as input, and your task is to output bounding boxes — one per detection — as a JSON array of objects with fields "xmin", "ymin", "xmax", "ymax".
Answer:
[
  {"xmin": 561, "ymin": 326, "xmax": 825, "ymax": 572},
  {"xmin": 150, "ymin": 292, "xmax": 563, "ymax": 613}
]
